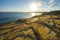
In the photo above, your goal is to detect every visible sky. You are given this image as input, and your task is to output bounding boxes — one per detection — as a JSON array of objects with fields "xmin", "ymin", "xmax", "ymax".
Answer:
[{"xmin": 0, "ymin": 0, "xmax": 60, "ymax": 12}]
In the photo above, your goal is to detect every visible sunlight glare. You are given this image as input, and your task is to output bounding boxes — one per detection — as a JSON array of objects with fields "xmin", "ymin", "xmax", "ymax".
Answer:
[
  {"xmin": 31, "ymin": 13, "xmax": 36, "ymax": 16},
  {"xmin": 30, "ymin": 3, "xmax": 38, "ymax": 12}
]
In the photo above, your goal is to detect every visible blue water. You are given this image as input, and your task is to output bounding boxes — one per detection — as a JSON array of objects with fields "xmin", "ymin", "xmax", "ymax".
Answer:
[{"xmin": 0, "ymin": 12, "xmax": 32, "ymax": 25}]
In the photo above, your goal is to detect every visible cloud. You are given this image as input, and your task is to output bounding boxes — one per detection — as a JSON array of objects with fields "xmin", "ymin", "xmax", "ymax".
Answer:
[
  {"xmin": 49, "ymin": 3, "xmax": 55, "ymax": 7},
  {"xmin": 38, "ymin": 1, "xmax": 46, "ymax": 7},
  {"xmin": 58, "ymin": 4, "xmax": 60, "ymax": 6},
  {"xmin": 49, "ymin": 0, "xmax": 55, "ymax": 3},
  {"xmin": 36, "ymin": 1, "xmax": 49, "ymax": 12},
  {"xmin": 49, "ymin": 0, "xmax": 55, "ymax": 7}
]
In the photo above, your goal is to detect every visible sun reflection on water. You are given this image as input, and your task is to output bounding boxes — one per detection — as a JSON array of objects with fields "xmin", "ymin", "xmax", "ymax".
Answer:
[
  {"xmin": 31, "ymin": 13, "xmax": 36, "ymax": 16},
  {"xmin": 31, "ymin": 13, "xmax": 42, "ymax": 17}
]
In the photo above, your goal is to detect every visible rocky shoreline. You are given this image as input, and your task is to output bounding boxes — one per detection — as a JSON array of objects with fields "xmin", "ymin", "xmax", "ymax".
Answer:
[{"xmin": 0, "ymin": 14, "xmax": 60, "ymax": 40}]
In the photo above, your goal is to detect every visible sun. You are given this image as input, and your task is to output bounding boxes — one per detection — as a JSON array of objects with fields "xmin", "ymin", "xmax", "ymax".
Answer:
[{"xmin": 30, "ymin": 3, "xmax": 38, "ymax": 12}]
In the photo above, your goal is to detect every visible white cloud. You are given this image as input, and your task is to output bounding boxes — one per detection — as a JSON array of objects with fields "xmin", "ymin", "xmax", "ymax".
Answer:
[
  {"xmin": 58, "ymin": 4, "xmax": 60, "ymax": 6},
  {"xmin": 49, "ymin": 0, "xmax": 55, "ymax": 3},
  {"xmin": 36, "ymin": 1, "xmax": 47, "ymax": 12},
  {"xmin": 38, "ymin": 1, "xmax": 46, "ymax": 7},
  {"xmin": 49, "ymin": 0, "xmax": 55, "ymax": 7},
  {"xmin": 49, "ymin": 3, "xmax": 55, "ymax": 7}
]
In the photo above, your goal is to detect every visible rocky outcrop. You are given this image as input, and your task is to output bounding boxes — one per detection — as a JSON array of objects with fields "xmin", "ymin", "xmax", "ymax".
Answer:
[{"xmin": 0, "ymin": 14, "xmax": 60, "ymax": 40}]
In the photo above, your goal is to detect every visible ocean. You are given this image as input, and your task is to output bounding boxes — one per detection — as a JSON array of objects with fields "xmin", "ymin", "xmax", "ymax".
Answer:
[
  {"xmin": 0, "ymin": 12, "xmax": 40, "ymax": 25},
  {"xmin": 0, "ymin": 12, "xmax": 34, "ymax": 25}
]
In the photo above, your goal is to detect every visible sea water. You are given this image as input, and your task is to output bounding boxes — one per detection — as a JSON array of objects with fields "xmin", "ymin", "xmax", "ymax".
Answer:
[
  {"xmin": 0, "ymin": 12, "xmax": 41, "ymax": 25},
  {"xmin": 0, "ymin": 12, "xmax": 32, "ymax": 25}
]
